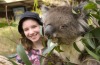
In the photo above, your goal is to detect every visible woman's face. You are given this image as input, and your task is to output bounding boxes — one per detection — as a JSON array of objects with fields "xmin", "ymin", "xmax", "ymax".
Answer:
[{"xmin": 22, "ymin": 19, "xmax": 41, "ymax": 43}]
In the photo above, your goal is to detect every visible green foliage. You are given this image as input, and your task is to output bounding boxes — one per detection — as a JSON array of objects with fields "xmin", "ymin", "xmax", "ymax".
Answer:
[
  {"xmin": 43, "ymin": 39, "xmax": 57, "ymax": 55},
  {"xmin": 80, "ymin": 0, "xmax": 100, "ymax": 61},
  {"xmin": 96, "ymin": 1, "xmax": 100, "ymax": 4},
  {"xmin": 34, "ymin": 0, "xmax": 38, "ymax": 8},
  {"xmin": 17, "ymin": 44, "xmax": 32, "ymax": 65},
  {"xmin": 84, "ymin": 1, "xmax": 97, "ymax": 10},
  {"xmin": 84, "ymin": 1, "xmax": 100, "ymax": 22},
  {"xmin": 0, "ymin": 22, "xmax": 17, "ymax": 28},
  {"xmin": 0, "ymin": 18, "xmax": 17, "ymax": 28},
  {"xmin": 73, "ymin": 42, "xmax": 82, "ymax": 53},
  {"xmin": 40, "ymin": 26, "xmax": 43, "ymax": 36},
  {"xmin": 32, "ymin": 0, "xmax": 41, "ymax": 14},
  {"xmin": 74, "ymin": 28, "xmax": 100, "ymax": 61},
  {"xmin": 65, "ymin": 62, "xmax": 76, "ymax": 65},
  {"xmin": 83, "ymin": 33, "xmax": 96, "ymax": 49}
]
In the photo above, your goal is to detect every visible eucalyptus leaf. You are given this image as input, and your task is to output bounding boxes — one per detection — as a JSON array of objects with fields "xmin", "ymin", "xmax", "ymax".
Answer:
[
  {"xmin": 91, "ymin": 14, "xmax": 100, "ymax": 20},
  {"xmin": 73, "ymin": 42, "xmax": 82, "ymax": 53},
  {"xmin": 84, "ymin": 1, "xmax": 97, "ymax": 10},
  {"xmin": 81, "ymin": 38, "xmax": 91, "ymax": 48},
  {"xmin": 54, "ymin": 46, "xmax": 63, "ymax": 53},
  {"xmin": 96, "ymin": 1, "xmax": 100, "ymax": 4},
  {"xmin": 66, "ymin": 57, "xmax": 70, "ymax": 61},
  {"xmin": 87, "ymin": 17, "xmax": 93, "ymax": 25},
  {"xmin": 40, "ymin": 26, "xmax": 43, "ymax": 36},
  {"xmin": 48, "ymin": 62, "xmax": 52, "ymax": 65},
  {"xmin": 82, "ymin": 39, "xmax": 100, "ymax": 60},
  {"xmin": 43, "ymin": 39, "xmax": 57, "ymax": 55},
  {"xmin": 90, "ymin": 28, "xmax": 100, "ymax": 43},
  {"xmin": 65, "ymin": 62, "xmax": 76, "ymax": 65},
  {"xmin": 72, "ymin": 9, "xmax": 78, "ymax": 14},
  {"xmin": 96, "ymin": 46, "xmax": 100, "ymax": 55},
  {"xmin": 17, "ymin": 44, "xmax": 32, "ymax": 65},
  {"xmin": 84, "ymin": 33, "xmax": 96, "ymax": 49},
  {"xmin": 43, "ymin": 44, "xmax": 56, "ymax": 55},
  {"xmin": 7, "ymin": 53, "xmax": 17, "ymax": 59},
  {"xmin": 34, "ymin": 0, "xmax": 38, "ymax": 7},
  {"xmin": 85, "ymin": 46, "xmax": 100, "ymax": 60}
]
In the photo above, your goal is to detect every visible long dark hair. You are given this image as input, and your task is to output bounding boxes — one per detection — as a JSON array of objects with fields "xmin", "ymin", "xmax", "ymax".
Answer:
[{"xmin": 20, "ymin": 37, "xmax": 33, "ymax": 51}]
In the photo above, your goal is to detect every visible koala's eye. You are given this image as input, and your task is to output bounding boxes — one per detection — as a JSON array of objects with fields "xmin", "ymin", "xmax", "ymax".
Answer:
[
  {"xmin": 60, "ymin": 24, "xmax": 68, "ymax": 29},
  {"xmin": 46, "ymin": 24, "xmax": 52, "ymax": 26}
]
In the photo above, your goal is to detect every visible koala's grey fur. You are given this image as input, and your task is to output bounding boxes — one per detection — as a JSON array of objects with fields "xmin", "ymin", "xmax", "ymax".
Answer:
[{"xmin": 41, "ymin": 5, "xmax": 100, "ymax": 65}]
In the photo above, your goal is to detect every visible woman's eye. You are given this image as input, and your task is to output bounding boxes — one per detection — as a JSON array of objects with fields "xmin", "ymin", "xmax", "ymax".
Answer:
[
  {"xmin": 23, "ymin": 28, "xmax": 29, "ymax": 31},
  {"xmin": 31, "ymin": 25, "xmax": 37, "ymax": 28}
]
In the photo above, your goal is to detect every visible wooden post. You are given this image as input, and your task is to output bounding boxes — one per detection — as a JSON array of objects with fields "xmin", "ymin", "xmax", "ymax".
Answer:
[{"xmin": 5, "ymin": 4, "xmax": 10, "ymax": 25}]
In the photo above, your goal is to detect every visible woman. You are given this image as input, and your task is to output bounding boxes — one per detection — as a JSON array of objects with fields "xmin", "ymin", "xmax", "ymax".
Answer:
[{"xmin": 16, "ymin": 11, "xmax": 46, "ymax": 65}]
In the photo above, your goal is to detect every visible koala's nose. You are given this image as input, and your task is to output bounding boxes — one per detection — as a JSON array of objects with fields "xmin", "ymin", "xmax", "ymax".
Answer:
[{"xmin": 44, "ymin": 25, "xmax": 55, "ymax": 38}]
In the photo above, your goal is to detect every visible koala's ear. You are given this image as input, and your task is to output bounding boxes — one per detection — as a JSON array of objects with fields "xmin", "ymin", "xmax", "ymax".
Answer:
[
  {"xmin": 41, "ymin": 5, "xmax": 50, "ymax": 13},
  {"xmin": 72, "ymin": 1, "xmax": 88, "ymax": 18}
]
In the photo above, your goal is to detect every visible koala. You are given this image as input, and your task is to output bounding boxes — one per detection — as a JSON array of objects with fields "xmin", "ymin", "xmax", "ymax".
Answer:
[{"xmin": 41, "ymin": 5, "xmax": 100, "ymax": 65}]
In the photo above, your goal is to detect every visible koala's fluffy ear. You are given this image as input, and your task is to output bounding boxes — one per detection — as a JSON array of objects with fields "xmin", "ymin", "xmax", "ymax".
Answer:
[
  {"xmin": 72, "ymin": 1, "xmax": 88, "ymax": 19},
  {"xmin": 41, "ymin": 5, "xmax": 50, "ymax": 13},
  {"xmin": 72, "ymin": 1, "xmax": 90, "ymax": 35}
]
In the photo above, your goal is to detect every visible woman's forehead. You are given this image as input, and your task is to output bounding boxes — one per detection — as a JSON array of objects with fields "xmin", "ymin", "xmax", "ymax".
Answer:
[{"xmin": 22, "ymin": 20, "xmax": 39, "ymax": 28}]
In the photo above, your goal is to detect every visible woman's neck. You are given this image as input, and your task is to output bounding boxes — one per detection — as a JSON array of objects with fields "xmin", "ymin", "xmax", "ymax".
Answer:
[{"xmin": 32, "ymin": 39, "xmax": 44, "ymax": 50}]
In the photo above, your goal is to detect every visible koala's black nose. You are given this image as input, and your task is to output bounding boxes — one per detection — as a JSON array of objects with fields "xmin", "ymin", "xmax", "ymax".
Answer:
[{"xmin": 44, "ymin": 25, "xmax": 55, "ymax": 38}]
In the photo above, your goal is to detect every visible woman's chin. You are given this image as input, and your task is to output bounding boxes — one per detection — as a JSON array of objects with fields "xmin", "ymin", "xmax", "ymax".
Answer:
[{"xmin": 31, "ymin": 37, "xmax": 40, "ymax": 43}]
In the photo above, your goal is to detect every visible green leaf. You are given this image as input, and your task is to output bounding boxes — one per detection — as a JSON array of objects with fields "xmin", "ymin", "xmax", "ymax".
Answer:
[
  {"xmin": 96, "ymin": 1, "xmax": 100, "ymax": 4},
  {"xmin": 7, "ymin": 53, "xmax": 16, "ymax": 59},
  {"xmin": 34, "ymin": 0, "xmax": 38, "ymax": 7},
  {"xmin": 90, "ymin": 28, "xmax": 100, "ymax": 43},
  {"xmin": 48, "ymin": 62, "xmax": 52, "ymax": 65},
  {"xmin": 73, "ymin": 42, "xmax": 82, "ymax": 53},
  {"xmin": 84, "ymin": 1, "xmax": 97, "ymax": 10},
  {"xmin": 54, "ymin": 46, "xmax": 63, "ymax": 52},
  {"xmin": 91, "ymin": 14, "xmax": 100, "ymax": 20},
  {"xmin": 66, "ymin": 57, "xmax": 70, "ymax": 61},
  {"xmin": 96, "ymin": 46, "xmax": 100, "ymax": 55},
  {"xmin": 40, "ymin": 26, "xmax": 43, "ymax": 36},
  {"xmin": 72, "ymin": 9, "xmax": 78, "ymax": 14},
  {"xmin": 43, "ymin": 39, "xmax": 57, "ymax": 55},
  {"xmin": 17, "ymin": 44, "xmax": 32, "ymax": 65},
  {"xmin": 65, "ymin": 62, "xmax": 76, "ymax": 65},
  {"xmin": 85, "ymin": 46, "xmax": 100, "ymax": 60},
  {"xmin": 87, "ymin": 17, "xmax": 93, "ymax": 25},
  {"xmin": 82, "ymin": 39, "xmax": 100, "ymax": 60},
  {"xmin": 84, "ymin": 33, "xmax": 96, "ymax": 49}
]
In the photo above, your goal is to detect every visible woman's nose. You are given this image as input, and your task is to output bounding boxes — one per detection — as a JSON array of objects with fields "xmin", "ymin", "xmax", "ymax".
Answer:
[{"xmin": 29, "ymin": 29, "xmax": 34, "ymax": 34}]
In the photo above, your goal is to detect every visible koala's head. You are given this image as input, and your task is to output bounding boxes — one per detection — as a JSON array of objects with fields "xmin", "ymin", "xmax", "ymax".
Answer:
[{"xmin": 41, "ymin": 5, "xmax": 89, "ymax": 44}]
